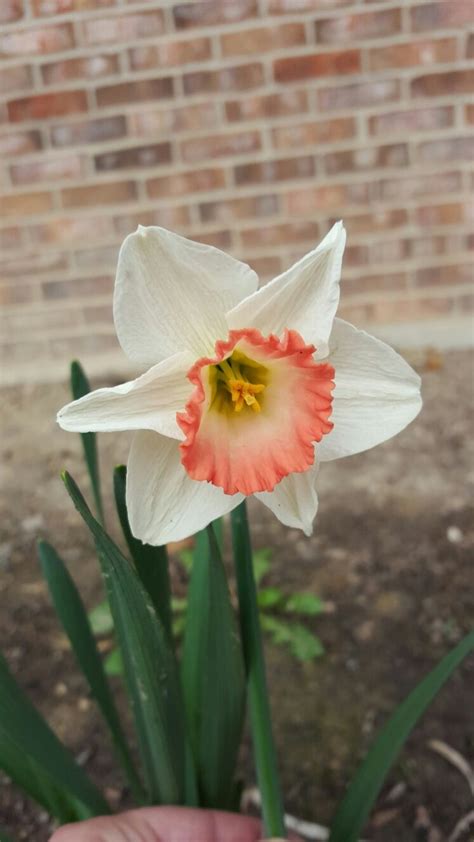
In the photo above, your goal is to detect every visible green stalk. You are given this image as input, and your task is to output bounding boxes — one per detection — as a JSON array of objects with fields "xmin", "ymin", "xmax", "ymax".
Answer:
[{"xmin": 231, "ymin": 501, "xmax": 286, "ymax": 838}]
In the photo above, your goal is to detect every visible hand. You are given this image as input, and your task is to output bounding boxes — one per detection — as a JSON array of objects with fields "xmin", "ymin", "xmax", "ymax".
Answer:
[{"xmin": 49, "ymin": 806, "xmax": 269, "ymax": 842}]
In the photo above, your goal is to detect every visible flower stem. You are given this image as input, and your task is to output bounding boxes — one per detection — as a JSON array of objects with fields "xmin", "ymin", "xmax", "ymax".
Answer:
[{"xmin": 231, "ymin": 501, "xmax": 286, "ymax": 838}]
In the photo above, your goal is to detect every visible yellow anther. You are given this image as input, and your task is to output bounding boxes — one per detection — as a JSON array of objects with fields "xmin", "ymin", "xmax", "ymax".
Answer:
[{"xmin": 229, "ymin": 379, "xmax": 265, "ymax": 413}]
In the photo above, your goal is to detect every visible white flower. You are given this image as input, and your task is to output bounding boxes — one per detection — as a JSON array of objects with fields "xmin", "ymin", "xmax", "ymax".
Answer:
[{"xmin": 58, "ymin": 224, "xmax": 421, "ymax": 545}]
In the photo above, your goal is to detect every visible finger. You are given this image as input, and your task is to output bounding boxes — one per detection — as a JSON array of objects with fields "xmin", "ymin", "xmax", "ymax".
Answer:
[{"xmin": 49, "ymin": 806, "xmax": 263, "ymax": 842}]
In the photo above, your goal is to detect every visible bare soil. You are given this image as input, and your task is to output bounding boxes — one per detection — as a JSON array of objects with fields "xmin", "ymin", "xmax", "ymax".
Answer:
[{"xmin": 0, "ymin": 349, "xmax": 473, "ymax": 841}]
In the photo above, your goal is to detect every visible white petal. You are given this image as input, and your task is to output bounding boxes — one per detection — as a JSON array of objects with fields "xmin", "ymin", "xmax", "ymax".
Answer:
[
  {"xmin": 226, "ymin": 222, "xmax": 346, "ymax": 354},
  {"xmin": 255, "ymin": 465, "xmax": 319, "ymax": 536},
  {"xmin": 318, "ymin": 318, "xmax": 422, "ymax": 462},
  {"xmin": 126, "ymin": 431, "xmax": 243, "ymax": 545},
  {"xmin": 57, "ymin": 351, "xmax": 193, "ymax": 439},
  {"xmin": 114, "ymin": 225, "xmax": 259, "ymax": 366}
]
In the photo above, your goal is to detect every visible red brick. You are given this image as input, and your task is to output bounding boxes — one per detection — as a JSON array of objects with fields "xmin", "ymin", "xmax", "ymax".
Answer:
[
  {"xmin": 316, "ymin": 9, "xmax": 401, "ymax": 43},
  {"xmin": 49, "ymin": 333, "xmax": 117, "ymax": 356},
  {"xmin": 82, "ymin": 304, "xmax": 113, "ymax": 324},
  {"xmin": 411, "ymin": 70, "xmax": 474, "ymax": 98},
  {"xmin": 411, "ymin": 1, "xmax": 474, "ymax": 31},
  {"xmin": 0, "ymin": 191, "xmax": 53, "ymax": 218},
  {"xmin": 319, "ymin": 79, "xmax": 400, "ymax": 111},
  {"xmin": 173, "ymin": 1, "xmax": 257, "ymax": 29},
  {"xmin": 114, "ymin": 206, "xmax": 191, "ymax": 235},
  {"xmin": 235, "ymin": 155, "xmax": 315, "ymax": 185},
  {"xmin": 10, "ymin": 154, "xmax": 83, "ymax": 185},
  {"xmin": 0, "ymin": 284, "xmax": 38, "ymax": 307},
  {"xmin": 96, "ymin": 78, "xmax": 173, "ymax": 108},
  {"xmin": 346, "ymin": 272, "xmax": 409, "ymax": 295},
  {"xmin": 415, "ymin": 202, "xmax": 469, "ymax": 226},
  {"xmin": 128, "ymin": 38, "xmax": 211, "ymax": 71},
  {"xmin": 191, "ymin": 230, "xmax": 232, "ymax": 250},
  {"xmin": 343, "ymin": 244, "xmax": 370, "ymax": 267},
  {"xmin": 226, "ymin": 90, "xmax": 308, "ymax": 122},
  {"xmin": 74, "ymin": 245, "xmax": 118, "ymax": 269},
  {"xmin": 408, "ymin": 234, "xmax": 450, "ymax": 259},
  {"xmin": 369, "ymin": 37, "xmax": 457, "ymax": 70},
  {"xmin": 285, "ymin": 183, "xmax": 369, "ymax": 215},
  {"xmin": 129, "ymin": 103, "xmax": 217, "ymax": 136},
  {"xmin": 61, "ymin": 181, "xmax": 137, "ymax": 209},
  {"xmin": 0, "ymin": 0, "xmax": 24, "ymax": 23},
  {"xmin": 95, "ymin": 143, "xmax": 171, "ymax": 172},
  {"xmin": 372, "ymin": 296, "xmax": 455, "ymax": 323},
  {"xmin": 415, "ymin": 264, "xmax": 472, "ymax": 288},
  {"xmin": 325, "ymin": 143, "xmax": 408, "ymax": 174},
  {"xmin": 199, "ymin": 194, "xmax": 279, "ymax": 223},
  {"xmin": 1, "ymin": 251, "xmax": 68, "ymax": 278},
  {"xmin": 181, "ymin": 131, "xmax": 261, "ymax": 163},
  {"xmin": 41, "ymin": 54, "xmax": 119, "ymax": 85},
  {"xmin": 0, "ymin": 130, "xmax": 42, "ymax": 157},
  {"xmin": 51, "ymin": 116, "xmax": 127, "ymax": 147},
  {"xmin": 8, "ymin": 90, "xmax": 87, "ymax": 122},
  {"xmin": 369, "ymin": 238, "xmax": 409, "ymax": 264},
  {"xmin": 467, "ymin": 33, "xmax": 474, "ymax": 59},
  {"xmin": 369, "ymin": 106, "xmax": 454, "ymax": 136},
  {"xmin": 333, "ymin": 208, "xmax": 408, "ymax": 235},
  {"xmin": 380, "ymin": 171, "xmax": 462, "ymax": 202},
  {"xmin": 29, "ymin": 216, "xmax": 115, "ymax": 245},
  {"xmin": 147, "ymin": 168, "xmax": 226, "ymax": 199},
  {"xmin": 274, "ymin": 50, "xmax": 360, "ymax": 83},
  {"xmin": 81, "ymin": 11, "xmax": 164, "ymax": 46},
  {"xmin": 32, "ymin": 0, "xmax": 113, "ymax": 14},
  {"xmin": 3, "ymin": 308, "xmax": 80, "ymax": 333},
  {"xmin": 272, "ymin": 117, "xmax": 355, "ymax": 149},
  {"xmin": 0, "ymin": 24, "xmax": 73, "ymax": 57},
  {"xmin": 0, "ymin": 65, "xmax": 32, "ymax": 94},
  {"xmin": 43, "ymin": 275, "xmax": 113, "ymax": 300},
  {"xmin": 248, "ymin": 256, "xmax": 282, "ymax": 279},
  {"xmin": 465, "ymin": 104, "xmax": 474, "ymax": 124},
  {"xmin": 241, "ymin": 220, "xmax": 319, "ymax": 249},
  {"xmin": 269, "ymin": 0, "xmax": 351, "ymax": 11},
  {"xmin": 0, "ymin": 227, "xmax": 23, "ymax": 250},
  {"xmin": 221, "ymin": 23, "xmax": 305, "ymax": 57},
  {"xmin": 417, "ymin": 136, "xmax": 474, "ymax": 163},
  {"xmin": 184, "ymin": 63, "xmax": 264, "ymax": 96}
]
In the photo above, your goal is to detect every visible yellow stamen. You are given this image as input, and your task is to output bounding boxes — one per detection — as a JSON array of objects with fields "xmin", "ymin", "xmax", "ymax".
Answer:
[
  {"xmin": 210, "ymin": 351, "xmax": 267, "ymax": 416},
  {"xmin": 228, "ymin": 379, "xmax": 265, "ymax": 413}
]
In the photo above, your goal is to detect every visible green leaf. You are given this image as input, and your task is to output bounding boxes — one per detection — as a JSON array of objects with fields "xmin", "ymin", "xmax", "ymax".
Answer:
[
  {"xmin": 284, "ymin": 592, "xmax": 323, "ymax": 616},
  {"xmin": 252, "ymin": 547, "xmax": 272, "ymax": 586},
  {"xmin": 261, "ymin": 616, "xmax": 324, "ymax": 661},
  {"xmin": 257, "ymin": 587, "xmax": 284, "ymax": 609},
  {"xmin": 63, "ymin": 470, "xmax": 188, "ymax": 806},
  {"xmin": 329, "ymin": 630, "xmax": 474, "ymax": 842},
  {"xmin": 0, "ymin": 831, "xmax": 15, "ymax": 842},
  {"xmin": 105, "ymin": 648, "xmax": 123, "ymax": 676},
  {"xmin": 70, "ymin": 360, "xmax": 104, "ymax": 524},
  {"xmin": 38, "ymin": 540, "xmax": 143, "ymax": 803},
  {"xmin": 88, "ymin": 599, "xmax": 114, "ymax": 636},
  {"xmin": 114, "ymin": 466, "xmax": 172, "ymax": 641},
  {"xmin": 0, "ymin": 650, "xmax": 109, "ymax": 822},
  {"xmin": 181, "ymin": 526, "xmax": 246, "ymax": 809}
]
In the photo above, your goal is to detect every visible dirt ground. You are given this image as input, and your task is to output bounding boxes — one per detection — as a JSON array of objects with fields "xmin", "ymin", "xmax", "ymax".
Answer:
[{"xmin": 0, "ymin": 348, "xmax": 473, "ymax": 842}]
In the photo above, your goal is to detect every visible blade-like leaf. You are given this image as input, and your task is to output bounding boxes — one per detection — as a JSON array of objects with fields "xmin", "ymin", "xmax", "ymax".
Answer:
[
  {"xmin": 329, "ymin": 630, "xmax": 474, "ymax": 842},
  {"xmin": 0, "ymin": 651, "xmax": 108, "ymax": 822},
  {"xmin": 114, "ymin": 466, "xmax": 172, "ymax": 641},
  {"xmin": 38, "ymin": 540, "xmax": 143, "ymax": 803},
  {"xmin": 70, "ymin": 360, "xmax": 104, "ymax": 524},
  {"xmin": 63, "ymin": 471, "xmax": 187, "ymax": 806},
  {"xmin": 181, "ymin": 526, "xmax": 245, "ymax": 809}
]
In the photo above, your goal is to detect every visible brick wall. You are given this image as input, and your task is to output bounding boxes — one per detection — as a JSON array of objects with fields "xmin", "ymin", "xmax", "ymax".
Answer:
[{"xmin": 1, "ymin": 0, "xmax": 473, "ymax": 384}]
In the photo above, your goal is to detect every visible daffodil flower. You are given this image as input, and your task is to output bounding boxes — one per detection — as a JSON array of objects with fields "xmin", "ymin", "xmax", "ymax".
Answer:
[{"xmin": 58, "ymin": 223, "xmax": 421, "ymax": 545}]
